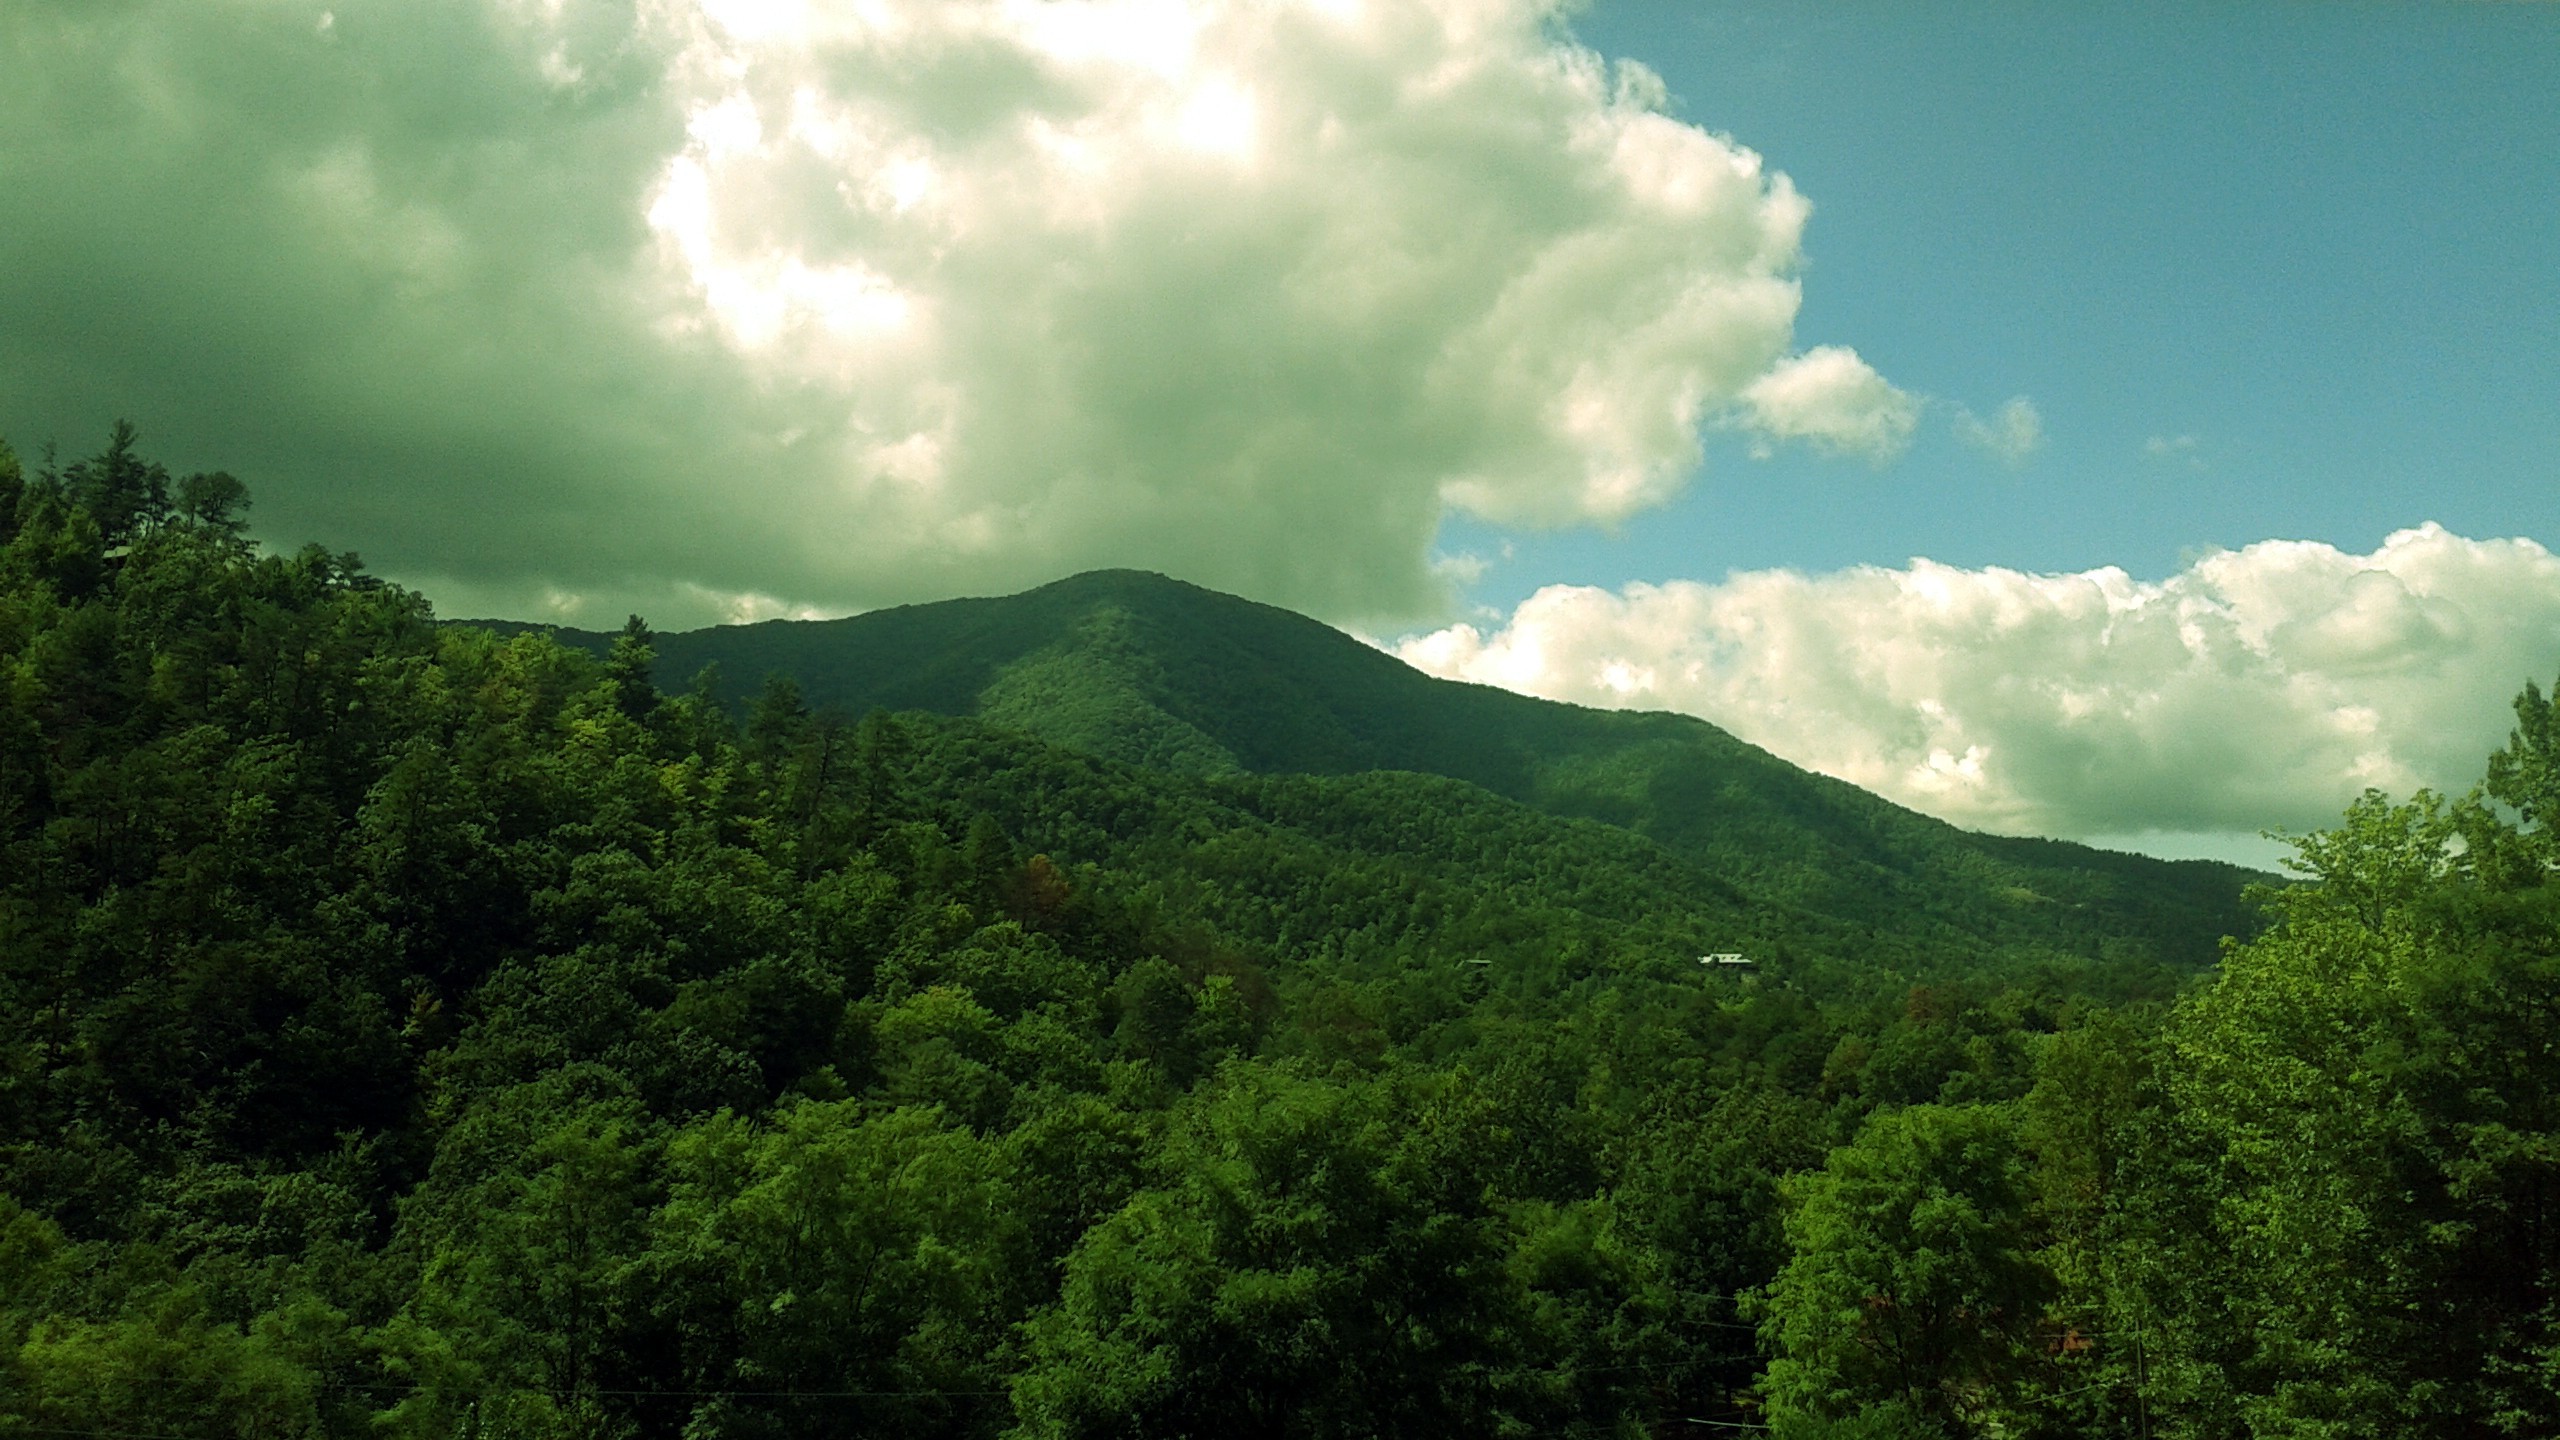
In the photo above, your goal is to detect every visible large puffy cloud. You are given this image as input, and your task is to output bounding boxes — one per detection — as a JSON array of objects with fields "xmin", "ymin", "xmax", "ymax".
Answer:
[
  {"xmin": 1398, "ymin": 525, "xmax": 2560, "ymax": 844},
  {"xmin": 0, "ymin": 0, "xmax": 1909, "ymax": 628}
]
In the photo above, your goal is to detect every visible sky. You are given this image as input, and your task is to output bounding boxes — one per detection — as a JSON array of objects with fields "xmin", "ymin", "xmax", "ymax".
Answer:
[
  {"xmin": 1452, "ymin": 2, "xmax": 2560, "ymax": 600},
  {"xmin": 4, "ymin": 0, "xmax": 2556, "ymax": 865}
]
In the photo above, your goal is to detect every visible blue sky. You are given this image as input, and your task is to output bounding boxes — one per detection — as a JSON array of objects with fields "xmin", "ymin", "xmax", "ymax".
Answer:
[{"xmin": 1440, "ymin": 0, "xmax": 2560, "ymax": 613}]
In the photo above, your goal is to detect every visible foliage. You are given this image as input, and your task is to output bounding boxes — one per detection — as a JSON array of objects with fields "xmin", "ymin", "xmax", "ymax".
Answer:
[
  {"xmin": 1755, "ymin": 1104, "xmax": 2051, "ymax": 1433},
  {"xmin": 2, "ymin": 426, "xmax": 2554, "ymax": 1438},
  {"xmin": 518, "ymin": 569, "xmax": 2266, "ymax": 979}
]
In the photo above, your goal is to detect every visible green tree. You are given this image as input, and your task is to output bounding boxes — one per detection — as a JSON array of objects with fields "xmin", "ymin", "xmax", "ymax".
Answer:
[
  {"xmin": 1011, "ymin": 1064, "xmax": 1568, "ymax": 1440},
  {"xmin": 2143, "ymin": 786, "xmax": 2560, "ymax": 1437},
  {"xmin": 400, "ymin": 1079, "xmax": 660, "ymax": 1440},
  {"xmin": 0, "ymin": 436, "xmax": 25, "ymax": 543},
  {"xmin": 2470, "ymin": 673, "xmax": 2560, "ymax": 887},
  {"xmin": 744, "ymin": 671, "xmax": 812, "ymax": 765},
  {"xmin": 175, "ymin": 468, "xmax": 251, "ymax": 536},
  {"xmin": 60, "ymin": 419, "xmax": 171, "ymax": 546},
  {"xmin": 2271, "ymin": 787, "xmax": 2458, "ymax": 931},
  {"xmin": 648, "ymin": 1100, "xmax": 1024, "ymax": 1439},
  {"xmin": 604, "ymin": 614, "xmax": 658, "ymax": 722},
  {"xmin": 1755, "ymin": 1104, "xmax": 2053, "ymax": 1437}
]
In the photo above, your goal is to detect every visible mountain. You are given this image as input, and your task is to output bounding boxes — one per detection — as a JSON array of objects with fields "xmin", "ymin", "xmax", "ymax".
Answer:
[
  {"xmin": 38, "ymin": 448, "xmax": 2538, "ymax": 1440},
  {"xmin": 488, "ymin": 569, "xmax": 2263, "ymax": 972}
]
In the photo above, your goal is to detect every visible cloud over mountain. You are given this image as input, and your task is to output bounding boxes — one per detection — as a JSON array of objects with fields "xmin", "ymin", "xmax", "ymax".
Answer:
[
  {"xmin": 0, "ymin": 0, "xmax": 1906, "ymax": 628},
  {"xmin": 1398, "ymin": 525, "xmax": 2560, "ymax": 843}
]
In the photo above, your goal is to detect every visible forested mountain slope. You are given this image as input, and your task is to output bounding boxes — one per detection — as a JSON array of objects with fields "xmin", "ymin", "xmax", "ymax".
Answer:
[
  {"xmin": 17, "ymin": 429, "xmax": 2558, "ymax": 1440},
  {"xmin": 509, "ymin": 569, "xmax": 2260, "ymax": 969}
]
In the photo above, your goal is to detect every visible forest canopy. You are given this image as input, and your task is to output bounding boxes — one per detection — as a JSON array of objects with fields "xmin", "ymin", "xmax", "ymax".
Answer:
[{"xmin": 1, "ymin": 429, "xmax": 2555, "ymax": 1439}]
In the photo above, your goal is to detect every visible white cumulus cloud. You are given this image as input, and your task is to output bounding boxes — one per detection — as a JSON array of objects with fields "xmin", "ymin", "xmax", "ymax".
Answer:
[
  {"xmin": 1736, "ymin": 345, "xmax": 1919, "ymax": 462},
  {"xmin": 1396, "ymin": 524, "xmax": 2560, "ymax": 843},
  {"xmin": 0, "ymin": 0, "xmax": 1904, "ymax": 629}
]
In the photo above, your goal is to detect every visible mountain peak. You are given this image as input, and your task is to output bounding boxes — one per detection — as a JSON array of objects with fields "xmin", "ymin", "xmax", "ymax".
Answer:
[{"xmin": 520, "ymin": 571, "xmax": 2258, "ymax": 968}]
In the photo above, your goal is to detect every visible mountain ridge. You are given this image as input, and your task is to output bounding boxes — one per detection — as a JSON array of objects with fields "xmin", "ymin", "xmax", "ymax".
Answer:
[{"xmin": 467, "ymin": 567, "xmax": 2262, "ymax": 969}]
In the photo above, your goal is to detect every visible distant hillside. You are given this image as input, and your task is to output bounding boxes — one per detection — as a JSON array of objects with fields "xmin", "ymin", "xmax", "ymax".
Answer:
[{"xmin": 479, "ymin": 569, "xmax": 2263, "ymax": 969}]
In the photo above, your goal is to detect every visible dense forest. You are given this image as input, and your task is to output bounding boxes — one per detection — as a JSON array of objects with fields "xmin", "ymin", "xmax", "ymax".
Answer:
[
  {"xmin": 2, "ymin": 428, "xmax": 2556, "ymax": 1439},
  {"xmin": 504, "ymin": 565, "xmax": 2264, "ymax": 977}
]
